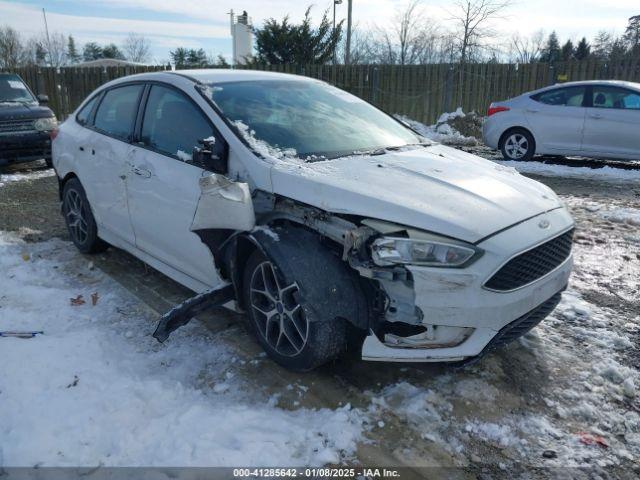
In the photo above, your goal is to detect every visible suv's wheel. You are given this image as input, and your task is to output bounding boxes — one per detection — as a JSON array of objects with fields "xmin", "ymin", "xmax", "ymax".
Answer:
[
  {"xmin": 501, "ymin": 128, "xmax": 535, "ymax": 161},
  {"xmin": 62, "ymin": 178, "xmax": 108, "ymax": 254},
  {"xmin": 242, "ymin": 249, "xmax": 346, "ymax": 372}
]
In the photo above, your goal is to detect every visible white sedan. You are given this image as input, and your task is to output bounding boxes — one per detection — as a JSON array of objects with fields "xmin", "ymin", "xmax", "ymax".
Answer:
[
  {"xmin": 53, "ymin": 70, "xmax": 574, "ymax": 371},
  {"xmin": 483, "ymin": 80, "xmax": 640, "ymax": 161}
]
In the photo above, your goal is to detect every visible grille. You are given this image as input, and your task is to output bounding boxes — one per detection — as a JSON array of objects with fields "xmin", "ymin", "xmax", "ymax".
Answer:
[
  {"xmin": 484, "ymin": 292, "xmax": 562, "ymax": 354},
  {"xmin": 0, "ymin": 119, "xmax": 36, "ymax": 134},
  {"xmin": 485, "ymin": 229, "xmax": 574, "ymax": 291}
]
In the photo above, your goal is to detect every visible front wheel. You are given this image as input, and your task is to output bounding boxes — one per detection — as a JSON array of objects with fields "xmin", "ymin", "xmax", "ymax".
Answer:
[
  {"xmin": 62, "ymin": 178, "xmax": 109, "ymax": 254},
  {"xmin": 501, "ymin": 129, "xmax": 535, "ymax": 161},
  {"xmin": 242, "ymin": 250, "xmax": 346, "ymax": 372}
]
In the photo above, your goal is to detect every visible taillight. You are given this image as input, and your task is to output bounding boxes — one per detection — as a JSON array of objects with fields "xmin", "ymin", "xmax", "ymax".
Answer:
[
  {"xmin": 50, "ymin": 128, "xmax": 59, "ymax": 141},
  {"xmin": 487, "ymin": 104, "xmax": 510, "ymax": 117}
]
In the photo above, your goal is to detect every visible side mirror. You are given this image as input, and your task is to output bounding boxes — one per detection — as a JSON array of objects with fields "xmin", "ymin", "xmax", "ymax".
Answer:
[
  {"xmin": 37, "ymin": 94, "xmax": 49, "ymax": 105},
  {"xmin": 193, "ymin": 137, "xmax": 228, "ymax": 174}
]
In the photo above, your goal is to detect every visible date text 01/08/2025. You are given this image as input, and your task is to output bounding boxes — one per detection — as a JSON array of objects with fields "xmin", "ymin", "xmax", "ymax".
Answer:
[{"xmin": 233, "ymin": 468, "xmax": 401, "ymax": 478}]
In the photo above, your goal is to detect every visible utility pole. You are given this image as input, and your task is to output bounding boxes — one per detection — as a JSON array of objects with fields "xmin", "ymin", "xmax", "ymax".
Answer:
[
  {"xmin": 345, "ymin": 0, "xmax": 353, "ymax": 65},
  {"xmin": 333, "ymin": 0, "xmax": 342, "ymax": 65},
  {"xmin": 42, "ymin": 8, "xmax": 53, "ymax": 67}
]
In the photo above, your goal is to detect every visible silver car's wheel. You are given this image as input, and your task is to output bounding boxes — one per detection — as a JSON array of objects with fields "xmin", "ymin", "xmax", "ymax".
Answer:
[
  {"xmin": 504, "ymin": 133, "xmax": 528, "ymax": 159},
  {"xmin": 501, "ymin": 129, "xmax": 535, "ymax": 161},
  {"xmin": 249, "ymin": 260, "xmax": 309, "ymax": 357}
]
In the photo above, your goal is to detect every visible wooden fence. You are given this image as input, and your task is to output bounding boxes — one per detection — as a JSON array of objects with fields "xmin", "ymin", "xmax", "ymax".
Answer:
[{"xmin": 4, "ymin": 60, "xmax": 640, "ymax": 124}]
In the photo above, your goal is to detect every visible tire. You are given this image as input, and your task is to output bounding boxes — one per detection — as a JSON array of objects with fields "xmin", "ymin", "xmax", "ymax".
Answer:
[
  {"xmin": 500, "ymin": 128, "xmax": 535, "ymax": 161},
  {"xmin": 62, "ymin": 178, "xmax": 108, "ymax": 254},
  {"xmin": 242, "ymin": 249, "xmax": 347, "ymax": 372}
]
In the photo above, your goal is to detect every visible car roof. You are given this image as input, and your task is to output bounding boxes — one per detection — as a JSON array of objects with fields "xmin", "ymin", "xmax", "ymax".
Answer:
[
  {"xmin": 175, "ymin": 69, "xmax": 315, "ymax": 84},
  {"xmin": 531, "ymin": 79, "xmax": 640, "ymax": 94}
]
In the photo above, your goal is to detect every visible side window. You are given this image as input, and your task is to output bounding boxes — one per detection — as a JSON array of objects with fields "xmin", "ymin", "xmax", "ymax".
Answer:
[
  {"xmin": 532, "ymin": 87, "xmax": 586, "ymax": 107},
  {"xmin": 592, "ymin": 86, "xmax": 640, "ymax": 110},
  {"xmin": 141, "ymin": 85, "xmax": 213, "ymax": 161},
  {"xmin": 93, "ymin": 85, "xmax": 143, "ymax": 140},
  {"xmin": 76, "ymin": 95, "xmax": 99, "ymax": 126}
]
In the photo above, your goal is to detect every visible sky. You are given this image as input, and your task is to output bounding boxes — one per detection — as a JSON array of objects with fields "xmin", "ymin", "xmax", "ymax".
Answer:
[{"xmin": 1, "ymin": 0, "xmax": 637, "ymax": 63}]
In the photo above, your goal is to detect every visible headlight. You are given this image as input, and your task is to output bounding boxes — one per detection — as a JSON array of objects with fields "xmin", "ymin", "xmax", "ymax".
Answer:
[
  {"xmin": 34, "ymin": 117, "xmax": 57, "ymax": 131},
  {"xmin": 371, "ymin": 236, "xmax": 479, "ymax": 267}
]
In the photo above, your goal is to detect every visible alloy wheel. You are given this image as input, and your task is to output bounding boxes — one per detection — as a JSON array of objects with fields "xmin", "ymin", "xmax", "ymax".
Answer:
[
  {"xmin": 504, "ymin": 133, "xmax": 529, "ymax": 159},
  {"xmin": 63, "ymin": 188, "xmax": 89, "ymax": 245},
  {"xmin": 249, "ymin": 261, "xmax": 309, "ymax": 357}
]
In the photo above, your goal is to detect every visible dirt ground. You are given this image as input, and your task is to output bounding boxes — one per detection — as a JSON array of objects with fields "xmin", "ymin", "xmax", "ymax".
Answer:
[{"xmin": 1, "ymin": 157, "xmax": 639, "ymax": 478}]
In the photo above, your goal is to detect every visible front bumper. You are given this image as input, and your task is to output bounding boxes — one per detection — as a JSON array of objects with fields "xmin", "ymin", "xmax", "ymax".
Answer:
[
  {"xmin": 362, "ymin": 207, "xmax": 574, "ymax": 362},
  {"xmin": 0, "ymin": 131, "xmax": 51, "ymax": 166}
]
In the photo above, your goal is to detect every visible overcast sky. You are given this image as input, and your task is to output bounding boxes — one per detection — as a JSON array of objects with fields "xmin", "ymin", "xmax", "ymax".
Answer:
[{"xmin": 1, "ymin": 0, "xmax": 637, "ymax": 62}]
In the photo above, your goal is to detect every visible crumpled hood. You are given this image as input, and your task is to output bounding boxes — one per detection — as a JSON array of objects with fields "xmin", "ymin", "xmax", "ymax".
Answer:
[{"xmin": 269, "ymin": 144, "xmax": 563, "ymax": 243}]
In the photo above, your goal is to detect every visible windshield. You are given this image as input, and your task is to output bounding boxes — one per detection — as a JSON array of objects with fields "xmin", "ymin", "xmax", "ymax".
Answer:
[
  {"xmin": 205, "ymin": 80, "xmax": 425, "ymax": 160},
  {"xmin": 0, "ymin": 75, "xmax": 36, "ymax": 104}
]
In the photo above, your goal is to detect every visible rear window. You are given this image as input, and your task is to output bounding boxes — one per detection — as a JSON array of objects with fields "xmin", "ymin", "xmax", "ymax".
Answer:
[
  {"xmin": 76, "ymin": 95, "xmax": 99, "ymax": 126},
  {"xmin": 0, "ymin": 74, "xmax": 36, "ymax": 104},
  {"xmin": 532, "ymin": 87, "xmax": 586, "ymax": 107},
  {"xmin": 94, "ymin": 85, "xmax": 143, "ymax": 140}
]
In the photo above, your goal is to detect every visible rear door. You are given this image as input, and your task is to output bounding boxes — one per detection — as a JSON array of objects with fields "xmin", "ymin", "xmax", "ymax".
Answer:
[
  {"xmin": 126, "ymin": 83, "xmax": 222, "ymax": 288},
  {"xmin": 582, "ymin": 85, "xmax": 640, "ymax": 159},
  {"xmin": 83, "ymin": 84, "xmax": 143, "ymax": 245},
  {"xmin": 525, "ymin": 86, "xmax": 587, "ymax": 153}
]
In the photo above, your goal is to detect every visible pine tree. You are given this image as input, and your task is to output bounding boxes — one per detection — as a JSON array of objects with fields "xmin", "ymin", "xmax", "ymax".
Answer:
[
  {"xmin": 592, "ymin": 31, "xmax": 612, "ymax": 60},
  {"xmin": 574, "ymin": 37, "xmax": 590, "ymax": 60},
  {"xmin": 623, "ymin": 15, "xmax": 640, "ymax": 49},
  {"xmin": 102, "ymin": 44, "xmax": 125, "ymax": 59},
  {"xmin": 560, "ymin": 40, "xmax": 574, "ymax": 61},
  {"xmin": 540, "ymin": 31, "xmax": 561, "ymax": 63},
  {"xmin": 83, "ymin": 42, "xmax": 103, "ymax": 61},
  {"xmin": 254, "ymin": 6, "xmax": 343, "ymax": 64},
  {"xmin": 67, "ymin": 35, "xmax": 80, "ymax": 64}
]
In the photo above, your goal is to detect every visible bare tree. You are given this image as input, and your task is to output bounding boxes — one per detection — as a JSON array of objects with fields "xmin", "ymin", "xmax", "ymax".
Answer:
[
  {"xmin": 447, "ymin": 0, "xmax": 511, "ymax": 63},
  {"xmin": 0, "ymin": 26, "xmax": 25, "ymax": 69},
  {"xmin": 510, "ymin": 29, "xmax": 545, "ymax": 63},
  {"xmin": 122, "ymin": 33, "xmax": 151, "ymax": 64},
  {"xmin": 44, "ymin": 32, "xmax": 67, "ymax": 67}
]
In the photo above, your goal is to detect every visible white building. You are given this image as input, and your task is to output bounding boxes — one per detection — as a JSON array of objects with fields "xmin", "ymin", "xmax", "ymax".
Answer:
[{"xmin": 230, "ymin": 10, "xmax": 253, "ymax": 66}]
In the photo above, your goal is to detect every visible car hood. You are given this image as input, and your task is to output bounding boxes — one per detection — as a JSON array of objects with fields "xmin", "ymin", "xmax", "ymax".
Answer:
[
  {"xmin": 0, "ymin": 103, "xmax": 54, "ymax": 121},
  {"xmin": 269, "ymin": 144, "xmax": 563, "ymax": 243}
]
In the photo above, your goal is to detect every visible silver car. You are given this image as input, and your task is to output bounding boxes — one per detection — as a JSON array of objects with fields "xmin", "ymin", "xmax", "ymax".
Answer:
[{"xmin": 483, "ymin": 80, "xmax": 640, "ymax": 161}]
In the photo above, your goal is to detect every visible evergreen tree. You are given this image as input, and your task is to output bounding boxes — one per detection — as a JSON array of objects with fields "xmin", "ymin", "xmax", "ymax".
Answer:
[
  {"xmin": 170, "ymin": 47, "xmax": 188, "ymax": 69},
  {"xmin": 254, "ymin": 6, "xmax": 343, "ymax": 64},
  {"xmin": 540, "ymin": 31, "xmax": 561, "ymax": 63},
  {"xmin": 592, "ymin": 31, "xmax": 612, "ymax": 60},
  {"xmin": 67, "ymin": 35, "xmax": 80, "ymax": 64},
  {"xmin": 560, "ymin": 40, "xmax": 574, "ymax": 61},
  {"xmin": 186, "ymin": 48, "xmax": 207, "ymax": 67},
  {"xmin": 35, "ymin": 42, "xmax": 47, "ymax": 65},
  {"xmin": 102, "ymin": 43, "xmax": 125, "ymax": 59},
  {"xmin": 623, "ymin": 15, "xmax": 640, "ymax": 49},
  {"xmin": 82, "ymin": 42, "xmax": 103, "ymax": 61},
  {"xmin": 574, "ymin": 37, "xmax": 590, "ymax": 60}
]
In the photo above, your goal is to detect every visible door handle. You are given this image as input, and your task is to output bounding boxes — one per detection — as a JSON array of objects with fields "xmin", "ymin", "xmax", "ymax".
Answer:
[
  {"xmin": 526, "ymin": 108, "xmax": 540, "ymax": 113},
  {"xmin": 131, "ymin": 166, "xmax": 152, "ymax": 178},
  {"xmin": 590, "ymin": 113, "xmax": 603, "ymax": 119}
]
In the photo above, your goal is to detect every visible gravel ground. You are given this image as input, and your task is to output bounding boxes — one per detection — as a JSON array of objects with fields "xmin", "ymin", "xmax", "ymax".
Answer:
[{"xmin": 1, "ymin": 155, "xmax": 639, "ymax": 477}]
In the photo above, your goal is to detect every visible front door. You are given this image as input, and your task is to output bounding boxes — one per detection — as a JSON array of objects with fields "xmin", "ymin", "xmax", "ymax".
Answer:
[
  {"xmin": 525, "ymin": 85, "xmax": 587, "ymax": 153},
  {"xmin": 125, "ymin": 84, "xmax": 222, "ymax": 288},
  {"xmin": 84, "ymin": 84, "xmax": 144, "ymax": 245},
  {"xmin": 582, "ymin": 85, "xmax": 640, "ymax": 159}
]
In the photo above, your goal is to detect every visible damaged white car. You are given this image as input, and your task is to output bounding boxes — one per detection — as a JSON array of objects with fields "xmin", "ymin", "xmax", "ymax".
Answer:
[{"xmin": 52, "ymin": 70, "xmax": 574, "ymax": 371}]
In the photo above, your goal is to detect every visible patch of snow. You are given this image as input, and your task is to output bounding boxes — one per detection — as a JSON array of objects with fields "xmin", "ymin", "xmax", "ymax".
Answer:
[
  {"xmin": 395, "ymin": 111, "xmax": 477, "ymax": 146},
  {"xmin": 465, "ymin": 422, "xmax": 520, "ymax": 448},
  {"xmin": 0, "ymin": 231, "xmax": 364, "ymax": 467},
  {"xmin": 252, "ymin": 225, "xmax": 280, "ymax": 241},
  {"xmin": 491, "ymin": 160, "xmax": 640, "ymax": 182},
  {"xmin": 176, "ymin": 150, "xmax": 192, "ymax": 162},
  {"xmin": 0, "ymin": 168, "xmax": 55, "ymax": 187},
  {"xmin": 600, "ymin": 207, "xmax": 640, "ymax": 226}
]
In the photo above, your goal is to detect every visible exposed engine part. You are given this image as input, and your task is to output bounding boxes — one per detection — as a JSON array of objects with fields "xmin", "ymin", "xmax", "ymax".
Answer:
[{"xmin": 153, "ymin": 284, "xmax": 235, "ymax": 342}]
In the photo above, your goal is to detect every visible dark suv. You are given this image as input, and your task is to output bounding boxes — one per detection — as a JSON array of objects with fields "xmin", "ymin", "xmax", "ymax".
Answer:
[{"xmin": 0, "ymin": 73, "xmax": 57, "ymax": 169}]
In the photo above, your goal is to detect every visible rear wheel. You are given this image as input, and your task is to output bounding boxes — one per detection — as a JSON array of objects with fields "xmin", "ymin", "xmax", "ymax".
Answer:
[
  {"xmin": 62, "ymin": 178, "xmax": 108, "ymax": 254},
  {"xmin": 243, "ymin": 250, "xmax": 346, "ymax": 371},
  {"xmin": 501, "ymin": 129, "xmax": 535, "ymax": 161}
]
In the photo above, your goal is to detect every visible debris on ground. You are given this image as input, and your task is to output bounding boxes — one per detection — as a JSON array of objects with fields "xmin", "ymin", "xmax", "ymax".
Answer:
[{"xmin": 70, "ymin": 295, "xmax": 85, "ymax": 306}]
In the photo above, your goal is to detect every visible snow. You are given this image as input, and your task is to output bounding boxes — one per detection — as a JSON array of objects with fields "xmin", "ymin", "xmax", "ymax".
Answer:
[
  {"xmin": 252, "ymin": 225, "xmax": 280, "ymax": 241},
  {"xmin": 0, "ymin": 168, "xmax": 55, "ymax": 187},
  {"xmin": 176, "ymin": 150, "xmax": 192, "ymax": 162},
  {"xmin": 491, "ymin": 160, "xmax": 640, "ymax": 182},
  {"xmin": 0, "ymin": 231, "xmax": 364, "ymax": 467},
  {"xmin": 395, "ymin": 110, "xmax": 477, "ymax": 146}
]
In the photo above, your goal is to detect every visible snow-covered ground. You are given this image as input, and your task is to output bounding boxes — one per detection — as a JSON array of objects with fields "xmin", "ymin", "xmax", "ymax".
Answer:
[
  {"xmin": 0, "ymin": 168, "xmax": 55, "ymax": 187},
  {"xmin": 0, "ymin": 232, "xmax": 364, "ymax": 467}
]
